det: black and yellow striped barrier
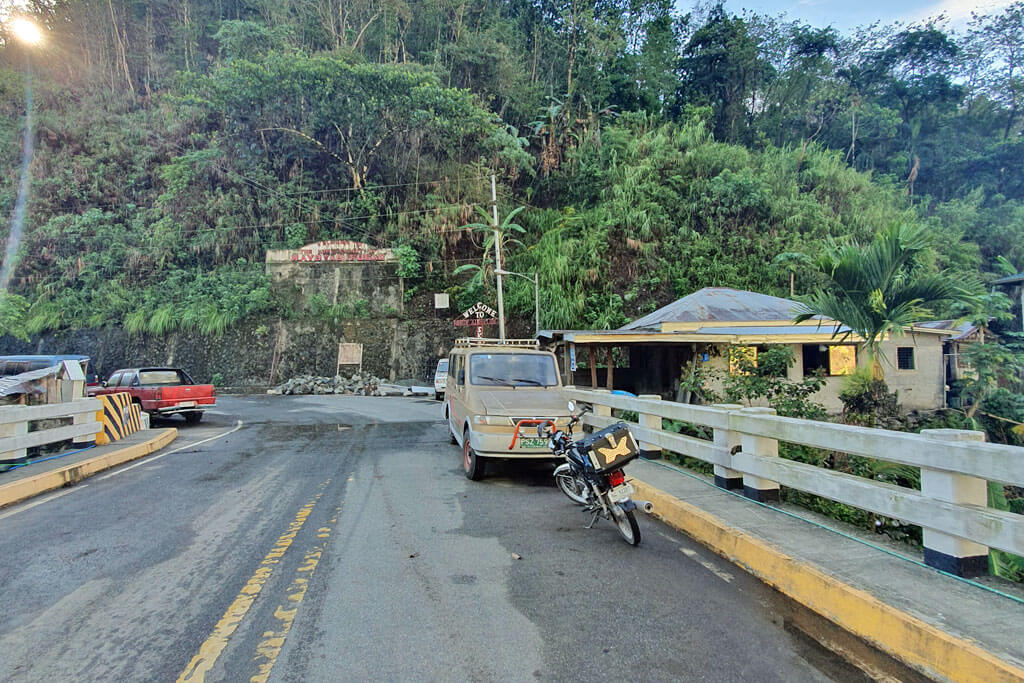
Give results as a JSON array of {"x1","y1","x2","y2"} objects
[{"x1": 95, "y1": 392, "x2": 143, "y2": 446}]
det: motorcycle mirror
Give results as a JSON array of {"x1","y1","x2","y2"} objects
[{"x1": 567, "y1": 400, "x2": 576, "y2": 412}]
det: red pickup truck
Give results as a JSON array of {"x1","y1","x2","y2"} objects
[{"x1": 88, "y1": 367, "x2": 216, "y2": 424}]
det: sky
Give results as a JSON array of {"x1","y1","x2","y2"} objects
[{"x1": 718, "y1": 0, "x2": 1015, "y2": 31}]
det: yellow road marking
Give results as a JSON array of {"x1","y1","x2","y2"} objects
[
  {"x1": 250, "y1": 507, "x2": 340, "y2": 683},
  {"x1": 177, "y1": 483, "x2": 330, "y2": 683}
]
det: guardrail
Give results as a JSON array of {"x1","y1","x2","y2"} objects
[
  {"x1": 565, "y1": 387, "x2": 1024, "y2": 578},
  {"x1": 0, "y1": 399, "x2": 102, "y2": 467}
]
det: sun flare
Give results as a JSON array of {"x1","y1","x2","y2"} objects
[{"x1": 9, "y1": 17, "x2": 43, "y2": 46}]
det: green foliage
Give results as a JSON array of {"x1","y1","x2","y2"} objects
[
  {"x1": 0, "y1": 292, "x2": 28, "y2": 341},
  {"x1": 306, "y1": 294, "x2": 371, "y2": 325},
  {"x1": 393, "y1": 245, "x2": 420, "y2": 279},
  {"x1": 681, "y1": 345, "x2": 828, "y2": 419},
  {"x1": 795, "y1": 223, "x2": 971, "y2": 370}
]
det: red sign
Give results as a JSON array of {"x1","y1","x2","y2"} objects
[
  {"x1": 454, "y1": 318, "x2": 498, "y2": 327},
  {"x1": 289, "y1": 240, "x2": 394, "y2": 263}
]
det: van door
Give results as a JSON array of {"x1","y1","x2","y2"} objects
[{"x1": 448, "y1": 353, "x2": 467, "y2": 438}]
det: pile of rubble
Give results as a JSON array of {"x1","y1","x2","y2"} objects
[{"x1": 270, "y1": 372, "x2": 386, "y2": 396}]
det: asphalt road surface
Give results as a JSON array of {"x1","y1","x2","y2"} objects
[{"x1": 0, "y1": 395, "x2": 866, "y2": 682}]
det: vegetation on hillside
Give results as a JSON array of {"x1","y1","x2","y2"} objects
[{"x1": 0, "y1": 1, "x2": 1020, "y2": 334}]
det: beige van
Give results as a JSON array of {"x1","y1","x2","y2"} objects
[{"x1": 445, "y1": 338, "x2": 573, "y2": 480}]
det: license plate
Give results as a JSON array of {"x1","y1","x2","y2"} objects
[
  {"x1": 178, "y1": 401, "x2": 196, "y2": 408},
  {"x1": 608, "y1": 482, "x2": 634, "y2": 503},
  {"x1": 518, "y1": 437, "x2": 548, "y2": 449}
]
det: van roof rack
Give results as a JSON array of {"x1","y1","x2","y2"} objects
[{"x1": 454, "y1": 337, "x2": 540, "y2": 348}]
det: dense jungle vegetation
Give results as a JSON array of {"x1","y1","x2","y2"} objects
[{"x1": 0, "y1": 0, "x2": 1022, "y2": 335}]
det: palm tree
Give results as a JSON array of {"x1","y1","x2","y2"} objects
[
  {"x1": 772, "y1": 251, "x2": 812, "y2": 297},
  {"x1": 794, "y1": 223, "x2": 966, "y2": 378}
]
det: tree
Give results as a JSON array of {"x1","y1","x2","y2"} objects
[
  {"x1": 772, "y1": 251, "x2": 812, "y2": 297},
  {"x1": 453, "y1": 205, "x2": 526, "y2": 308},
  {"x1": 794, "y1": 223, "x2": 966, "y2": 377},
  {"x1": 676, "y1": 4, "x2": 767, "y2": 143}
]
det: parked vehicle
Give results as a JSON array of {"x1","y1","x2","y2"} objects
[
  {"x1": 540, "y1": 401, "x2": 652, "y2": 546},
  {"x1": 433, "y1": 358, "x2": 448, "y2": 401},
  {"x1": 88, "y1": 367, "x2": 215, "y2": 424},
  {"x1": 0, "y1": 355, "x2": 97, "y2": 385},
  {"x1": 446, "y1": 338, "x2": 574, "y2": 480}
]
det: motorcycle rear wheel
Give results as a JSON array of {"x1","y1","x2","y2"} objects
[
  {"x1": 555, "y1": 470, "x2": 588, "y2": 505},
  {"x1": 612, "y1": 505, "x2": 641, "y2": 546}
]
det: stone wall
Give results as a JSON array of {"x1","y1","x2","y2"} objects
[
  {"x1": 0, "y1": 316, "x2": 460, "y2": 389},
  {"x1": 266, "y1": 259, "x2": 403, "y2": 315}
]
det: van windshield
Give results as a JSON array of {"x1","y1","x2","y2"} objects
[
  {"x1": 437, "y1": 359, "x2": 449, "y2": 372},
  {"x1": 469, "y1": 354, "x2": 558, "y2": 387}
]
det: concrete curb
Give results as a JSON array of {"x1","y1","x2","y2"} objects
[
  {"x1": 633, "y1": 478, "x2": 1024, "y2": 683},
  {"x1": 0, "y1": 428, "x2": 178, "y2": 510}
]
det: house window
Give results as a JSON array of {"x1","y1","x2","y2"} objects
[
  {"x1": 897, "y1": 347, "x2": 915, "y2": 370},
  {"x1": 802, "y1": 345, "x2": 856, "y2": 377},
  {"x1": 728, "y1": 346, "x2": 757, "y2": 375}
]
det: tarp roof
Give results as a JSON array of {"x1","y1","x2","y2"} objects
[{"x1": 620, "y1": 287, "x2": 811, "y2": 331}]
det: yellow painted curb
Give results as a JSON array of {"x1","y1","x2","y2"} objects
[
  {"x1": 0, "y1": 428, "x2": 178, "y2": 510},
  {"x1": 633, "y1": 478, "x2": 1024, "y2": 683}
]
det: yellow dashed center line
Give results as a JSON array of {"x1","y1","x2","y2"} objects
[
  {"x1": 250, "y1": 507, "x2": 341, "y2": 683},
  {"x1": 177, "y1": 483, "x2": 331, "y2": 683}
]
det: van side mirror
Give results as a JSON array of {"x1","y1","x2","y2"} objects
[{"x1": 101, "y1": 381, "x2": 107, "y2": 388}]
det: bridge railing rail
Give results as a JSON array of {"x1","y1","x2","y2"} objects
[
  {"x1": 564, "y1": 387, "x2": 1024, "y2": 577},
  {"x1": 0, "y1": 400, "x2": 102, "y2": 467}
]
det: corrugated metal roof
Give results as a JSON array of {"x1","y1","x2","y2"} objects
[
  {"x1": 0, "y1": 364, "x2": 62, "y2": 397},
  {"x1": 916, "y1": 320, "x2": 978, "y2": 340},
  {"x1": 694, "y1": 324, "x2": 849, "y2": 336},
  {"x1": 620, "y1": 287, "x2": 811, "y2": 330},
  {"x1": 992, "y1": 272, "x2": 1024, "y2": 285}
]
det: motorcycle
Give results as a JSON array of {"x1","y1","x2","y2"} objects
[{"x1": 539, "y1": 401, "x2": 653, "y2": 546}]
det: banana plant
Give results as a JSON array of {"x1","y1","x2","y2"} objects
[{"x1": 453, "y1": 205, "x2": 527, "y2": 290}]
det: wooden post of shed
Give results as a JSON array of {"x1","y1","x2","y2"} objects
[
  {"x1": 589, "y1": 346, "x2": 597, "y2": 389},
  {"x1": 606, "y1": 346, "x2": 614, "y2": 390}
]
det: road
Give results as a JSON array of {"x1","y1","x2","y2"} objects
[{"x1": 0, "y1": 395, "x2": 865, "y2": 682}]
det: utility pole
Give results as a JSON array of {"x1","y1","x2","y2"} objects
[{"x1": 491, "y1": 174, "x2": 506, "y2": 341}]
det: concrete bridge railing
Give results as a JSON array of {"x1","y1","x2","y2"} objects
[
  {"x1": 564, "y1": 387, "x2": 1024, "y2": 578},
  {"x1": 0, "y1": 399, "x2": 102, "y2": 466}
]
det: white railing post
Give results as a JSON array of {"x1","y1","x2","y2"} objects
[
  {"x1": 919, "y1": 428, "x2": 989, "y2": 577},
  {"x1": 637, "y1": 394, "x2": 662, "y2": 460},
  {"x1": 72, "y1": 410, "x2": 98, "y2": 445},
  {"x1": 739, "y1": 407, "x2": 780, "y2": 503},
  {"x1": 592, "y1": 389, "x2": 612, "y2": 418},
  {"x1": 0, "y1": 420, "x2": 28, "y2": 462},
  {"x1": 712, "y1": 403, "x2": 743, "y2": 490}
]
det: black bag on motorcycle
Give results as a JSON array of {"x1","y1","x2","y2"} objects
[{"x1": 577, "y1": 422, "x2": 640, "y2": 473}]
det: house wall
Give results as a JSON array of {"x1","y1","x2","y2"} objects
[
  {"x1": 699, "y1": 337, "x2": 946, "y2": 414},
  {"x1": 872, "y1": 335, "x2": 946, "y2": 412}
]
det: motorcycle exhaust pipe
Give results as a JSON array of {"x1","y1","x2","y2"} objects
[{"x1": 633, "y1": 500, "x2": 654, "y2": 514}]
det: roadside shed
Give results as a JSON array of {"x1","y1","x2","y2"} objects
[{"x1": 540, "y1": 287, "x2": 958, "y2": 413}]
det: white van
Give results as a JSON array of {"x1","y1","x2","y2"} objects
[{"x1": 433, "y1": 358, "x2": 449, "y2": 401}]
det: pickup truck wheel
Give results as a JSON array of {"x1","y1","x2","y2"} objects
[
  {"x1": 183, "y1": 411, "x2": 203, "y2": 425},
  {"x1": 463, "y1": 432, "x2": 486, "y2": 481}
]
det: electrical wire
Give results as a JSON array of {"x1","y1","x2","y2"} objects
[
  {"x1": 4, "y1": 444, "x2": 96, "y2": 471},
  {"x1": 643, "y1": 456, "x2": 1024, "y2": 606}
]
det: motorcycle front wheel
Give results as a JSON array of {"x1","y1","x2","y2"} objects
[
  {"x1": 554, "y1": 468, "x2": 588, "y2": 505},
  {"x1": 611, "y1": 504, "x2": 641, "y2": 546}
]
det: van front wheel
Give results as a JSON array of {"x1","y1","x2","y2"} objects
[{"x1": 463, "y1": 433, "x2": 486, "y2": 481}]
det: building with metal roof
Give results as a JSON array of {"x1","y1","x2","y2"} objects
[{"x1": 539, "y1": 287, "x2": 962, "y2": 413}]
